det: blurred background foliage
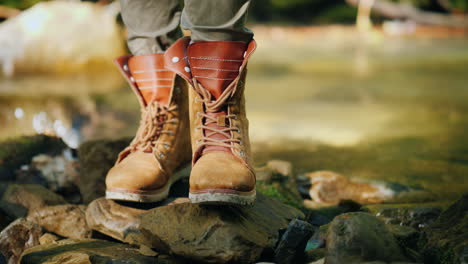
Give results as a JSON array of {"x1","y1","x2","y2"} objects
[{"x1": 1, "y1": 0, "x2": 467, "y2": 24}]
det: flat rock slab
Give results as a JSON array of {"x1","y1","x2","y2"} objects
[
  {"x1": 28, "y1": 204, "x2": 91, "y2": 239},
  {"x1": 86, "y1": 198, "x2": 151, "y2": 246},
  {"x1": 140, "y1": 193, "x2": 304, "y2": 263},
  {"x1": 19, "y1": 239, "x2": 168, "y2": 264}
]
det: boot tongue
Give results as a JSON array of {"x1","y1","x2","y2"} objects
[
  {"x1": 188, "y1": 41, "x2": 247, "y2": 99},
  {"x1": 128, "y1": 54, "x2": 174, "y2": 105},
  {"x1": 187, "y1": 41, "x2": 247, "y2": 155}
]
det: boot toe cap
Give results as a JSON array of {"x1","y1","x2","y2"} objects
[
  {"x1": 190, "y1": 151, "x2": 255, "y2": 192},
  {"x1": 106, "y1": 152, "x2": 167, "y2": 191}
]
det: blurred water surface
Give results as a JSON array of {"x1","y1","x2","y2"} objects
[{"x1": 1, "y1": 29, "x2": 468, "y2": 200}]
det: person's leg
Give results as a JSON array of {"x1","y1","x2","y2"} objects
[
  {"x1": 106, "y1": 0, "x2": 191, "y2": 203},
  {"x1": 181, "y1": 0, "x2": 253, "y2": 43},
  {"x1": 120, "y1": 0, "x2": 183, "y2": 55},
  {"x1": 165, "y1": 0, "x2": 256, "y2": 205}
]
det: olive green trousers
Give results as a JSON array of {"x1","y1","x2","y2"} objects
[{"x1": 120, "y1": 0, "x2": 253, "y2": 55}]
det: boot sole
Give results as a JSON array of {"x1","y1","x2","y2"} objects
[
  {"x1": 105, "y1": 165, "x2": 190, "y2": 203},
  {"x1": 189, "y1": 189, "x2": 256, "y2": 206}
]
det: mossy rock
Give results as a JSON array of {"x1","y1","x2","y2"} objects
[
  {"x1": 256, "y1": 180, "x2": 304, "y2": 210},
  {"x1": 0, "y1": 135, "x2": 66, "y2": 180},
  {"x1": 419, "y1": 193, "x2": 468, "y2": 264}
]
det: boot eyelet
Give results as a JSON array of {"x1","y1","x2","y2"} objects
[
  {"x1": 239, "y1": 151, "x2": 245, "y2": 157},
  {"x1": 236, "y1": 128, "x2": 241, "y2": 133},
  {"x1": 160, "y1": 153, "x2": 165, "y2": 158},
  {"x1": 130, "y1": 77, "x2": 135, "y2": 82},
  {"x1": 174, "y1": 86, "x2": 180, "y2": 93},
  {"x1": 123, "y1": 64, "x2": 129, "y2": 71},
  {"x1": 239, "y1": 140, "x2": 243, "y2": 146}
]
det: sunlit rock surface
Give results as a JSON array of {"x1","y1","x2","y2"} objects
[
  {"x1": 0, "y1": 1, "x2": 124, "y2": 75},
  {"x1": 302, "y1": 171, "x2": 433, "y2": 208},
  {"x1": 0, "y1": 218, "x2": 42, "y2": 264}
]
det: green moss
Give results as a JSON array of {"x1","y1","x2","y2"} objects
[{"x1": 256, "y1": 180, "x2": 304, "y2": 210}]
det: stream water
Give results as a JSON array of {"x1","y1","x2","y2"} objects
[{"x1": 1, "y1": 31, "x2": 467, "y2": 201}]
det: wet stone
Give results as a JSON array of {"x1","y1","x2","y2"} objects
[
  {"x1": 140, "y1": 193, "x2": 304, "y2": 263},
  {"x1": 326, "y1": 212, "x2": 409, "y2": 264},
  {"x1": 85, "y1": 198, "x2": 151, "y2": 247},
  {"x1": 363, "y1": 203, "x2": 443, "y2": 229},
  {"x1": 274, "y1": 219, "x2": 316, "y2": 264},
  {"x1": 27, "y1": 204, "x2": 91, "y2": 239},
  {"x1": 0, "y1": 218, "x2": 42, "y2": 264},
  {"x1": 19, "y1": 239, "x2": 171, "y2": 264}
]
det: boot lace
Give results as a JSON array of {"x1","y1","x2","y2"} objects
[
  {"x1": 193, "y1": 80, "x2": 241, "y2": 150},
  {"x1": 124, "y1": 101, "x2": 177, "y2": 155}
]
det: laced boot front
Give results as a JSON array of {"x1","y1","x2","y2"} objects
[
  {"x1": 165, "y1": 38, "x2": 257, "y2": 205},
  {"x1": 105, "y1": 53, "x2": 191, "y2": 202}
]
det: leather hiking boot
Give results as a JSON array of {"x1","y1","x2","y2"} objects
[
  {"x1": 105, "y1": 53, "x2": 191, "y2": 202},
  {"x1": 165, "y1": 37, "x2": 257, "y2": 205}
]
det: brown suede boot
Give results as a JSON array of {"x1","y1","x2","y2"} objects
[
  {"x1": 105, "y1": 53, "x2": 191, "y2": 202},
  {"x1": 165, "y1": 37, "x2": 257, "y2": 205}
]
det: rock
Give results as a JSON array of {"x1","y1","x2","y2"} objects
[
  {"x1": 274, "y1": 219, "x2": 316, "y2": 264},
  {"x1": 141, "y1": 193, "x2": 304, "y2": 263},
  {"x1": 419, "y1": 194, "x2": 468, "y2": 264},
  {"x1": 85, "y1": 198, "x2": 151, "y2": 246},
  {"x1": 305, "y1": 248, "x2": 326, "y2": 263},
  {"x1": 27, "y1": 204, "x2": 91, "y2": 239},
  {"x1": 267, "y1": 160, "x2": 293, "y2": 177},
  {"x1": 256, "y1": 160, "x2": 293, "y2": 182},
  {"x1": 304, "y1": 171, "x2": 431, "y2": 207},
  {"x1": 255, "y1": 161, "x2": 302, "y2": 209},
  {"x1": 19, "y1": 239, "x2": 171, "y2": 264},
  {"x1": 39, "y1": 233, "x2": 60, "y2": 245},
  {"x1": 30, "y1": 152, "x2": 80, "y2": 193},
  {"x1": 306, "y1": 199, "x2": 362, "y2": 229},
  {"x1": 363, "y1": 203, "x2": 444, "y2": 229},
  {"x1": 0, "y1": 201, "x2": 27, "y2": 230},
  {"x1": 77, "y1": 138, "x2": 131, "y2": 204},
  {"x1": 0, "y1": 135, "x2": 66, "y2": 180},
  {"x1": 1, "y1": 184, "x2": 67, "y2": 211},
  {"x1": 326, "y1": 212, "x2": 408, "y2": 263},
  {"x1": 0, "y1": 218, "x2": 42, "y2": 264},
  {"x1": 387, "y1": 225, "x2": 422, "y2": 262}
]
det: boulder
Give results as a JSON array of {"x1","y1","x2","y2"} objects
[
  {"x1": 274, "y1": 219, "x2": 316, "y2": 264},
  {"x1": 419, "y1": 194, "x2": 468, "y2": 264},
  {"x1": 85, "y1": 198, "x2": 151, "y2": 246},
  {"x1": 326, "y1": 212, "x2": 408, "y2": 263},
  {"x1": 27, "y1": 204, "x2": 91, "y2": 239},
  {"x1": 19, "y1": 239, "x2": 174, "y2": 264},
  {"x1": 141, "y1": 193, "x2": 304, "y2": 263},
  {"x1": 1, "y1": 184, "x2": 67, "y2": 211},
  {"x1": 363, "y1": 203, "x2": 444, "y2": 229},
  {"x1": 77, "y1": 138, "x2": 131, "y2": 204},
  {"x1": 0, "y1": 218, "x2": 42, "y2": 263}
]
